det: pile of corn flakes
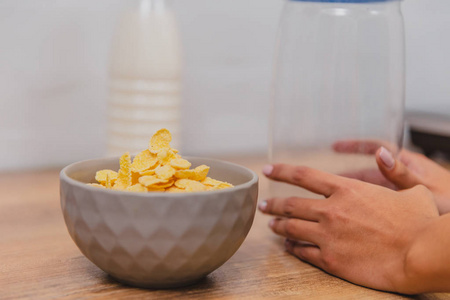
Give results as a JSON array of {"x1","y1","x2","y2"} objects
[{"x1": 88, "y1": 129, "x2": 233, "y2": 193}]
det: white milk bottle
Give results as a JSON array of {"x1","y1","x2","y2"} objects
[{"x1": 107, "y1": 0, "x2": 182, "y2": 156}]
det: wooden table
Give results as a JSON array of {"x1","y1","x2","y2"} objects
[{"x1": 1, "y1": 156, "x2": 450, "y2": 299}]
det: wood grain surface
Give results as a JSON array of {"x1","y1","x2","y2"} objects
[{"x1": 1, "y1": 156, "x2": 449, "y2": 299}]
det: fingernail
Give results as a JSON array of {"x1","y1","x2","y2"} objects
[
  {"x1": 258, "y1": 200, "x2": 268, "y2": 212},
  {"x1": 379, "y1": 147, "x2": 395, "y2": 170},
  {"x1": 269, "y1": 219, "x2": 275, "y2": 228},
  {"x1": 262, "y1": 165, "x2": 274, "y2": 176}
]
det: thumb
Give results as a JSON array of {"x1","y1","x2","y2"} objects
[{"x1": 375, "y1": 147, "x2": 422, "y2": 190}]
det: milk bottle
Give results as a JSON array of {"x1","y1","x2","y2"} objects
[{"x1": 107, "y1": 0, "x2": 182, "y2": 155}]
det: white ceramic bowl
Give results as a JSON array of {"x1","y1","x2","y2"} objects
[{"x1": 60, "y1": 157, "x2": 258, "y2": 289}]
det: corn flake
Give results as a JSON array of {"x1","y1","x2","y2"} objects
[
  {"x1": 157, "y1": 148, "x2": 178, "y2": 165},
  {"x1": 175, "y1": 165, "x2": 209, "y2": 181},
  {"x1": 131, "y1": 172, "x2": 141, "y2": 185},
  {"x1": 202, "y1": 177, "x2": 233, "y2": 190},
  {"x1": 174, "y1": 169, "x2": 196, "y2": 180},
  {"x1": 155, "y1": 165, "x2": 176, "y2": 180},
  {"x1": 170, "y1": 158, "x2": 191, "y2": 170},
  {"x1": 166, "y1": 186, "x2": 185, "y2": 193},
  {"x1": 150, "y1": 179, "x2": 175, "y2": 189},
  {"x1": 212, "y1": 182, "x2": 234, "y2": 190},
  {"x1": 138, "y1": 175, "x2": 168, "y2": 187},
  {"x1": 139, "y1": 169, "x2": 156, "y2": 176},
  {"x1": 88, "y1": 183, "x2": 106, "y2": 188},
  {"x1": 113, "y1": 152, "x2": 132, "y2": 190},
  {"x1": 126, "y1": 184, "x2": 148, "y2": 193},
  {"x1": 131, "y1": 149, "x2": 158, "y2": 173},
  {"x1": 95, "y1": 170, "x2": 118, "y2": 185},
  {"x1": 175, "y1": 179, "x2": 207, "y2": 192},
  {"x1": 106, "y1": 173, "x2": 113, "y2": 189},
  {"x1": 149, "y1": 128, "x2": 172, "y2": 154},
  {"x1": 147, "y1": 188, "x2": 165, "y2": 192},
  {"x1": 192, "y1": 165, "x2": 210, "y2": 181}
]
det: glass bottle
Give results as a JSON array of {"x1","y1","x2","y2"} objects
[{"x1": 270, "y1": 0, "x2": 405, "y2": 197}]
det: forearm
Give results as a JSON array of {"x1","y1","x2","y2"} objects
[{"x1": 402, "y1": 213, "x2": 450, "y2": 294}]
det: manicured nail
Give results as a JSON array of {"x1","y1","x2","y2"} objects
[
  {"x1": 262, "y1": 165, "x2": 274, "y2": 176},
  {"x1": 379, "y1": 147, "x2": 395, "y2": 170},
  {"x1": 269, "y1": 219, "x2": 275, "y2": 228},
  {"x1": 258, "y1": 200, "x2": 268, "y2": 212}
]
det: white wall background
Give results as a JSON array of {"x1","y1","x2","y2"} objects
[{"x1": 0, "y1": 0, "x2": 449, "y2": 171}]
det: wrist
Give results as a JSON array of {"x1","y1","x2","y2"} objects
[{"x1": 399, "y1": 215, "x2": 450, "y2": 294}]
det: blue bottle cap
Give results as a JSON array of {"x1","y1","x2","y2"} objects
[{"x1": 290, "y1": 0, "x2": 398, "y2": 2}]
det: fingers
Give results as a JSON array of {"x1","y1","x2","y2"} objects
[
  {"x1": 285, "y1": 239, "x2": 323, "y2": 269},
  {"x1": 263, "y1": 164, "x2": 345, "y2": 197},
  {"x1": 376, "y1": 147, "x2": 422, "y2": 190},
  {"x1": 333, "y1": 140, "x2": 394, "y2": 155},
  {"x1": 259, "y1": 197, "x2": 325, "y2": 222},
  {"x1": 333, "y1": 141, "x2": 425, "y2": 191},
  {"x1": 270, "y1": 217, "x2": 322, "y2": 245}
]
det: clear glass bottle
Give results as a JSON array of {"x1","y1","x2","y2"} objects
[
  {"x1": 270, "y1": 0, "x2": 405, "y2": 197},
  {"x1": 107, "y1": 0, "x2": 182, "y2": 156}
]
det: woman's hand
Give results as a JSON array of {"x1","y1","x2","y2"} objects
[
  {"x1": 333, "y1": 141, "x2": 450, "y2": 214},
  {"x1": 260, "y1": 164, "x2": 440, "y2": 294}
]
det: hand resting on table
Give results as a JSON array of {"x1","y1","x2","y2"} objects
[{"x1": 260, "y1": 145, "x2": 450, "y2": 294}]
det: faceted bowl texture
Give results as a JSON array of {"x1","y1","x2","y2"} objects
[{"x1": 60, "y1": 157, "x2": 258, "y2": 289}]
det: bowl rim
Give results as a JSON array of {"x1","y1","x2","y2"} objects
[{"x1": 60, "y1": 156, "x2": 259, "y2": 198}]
